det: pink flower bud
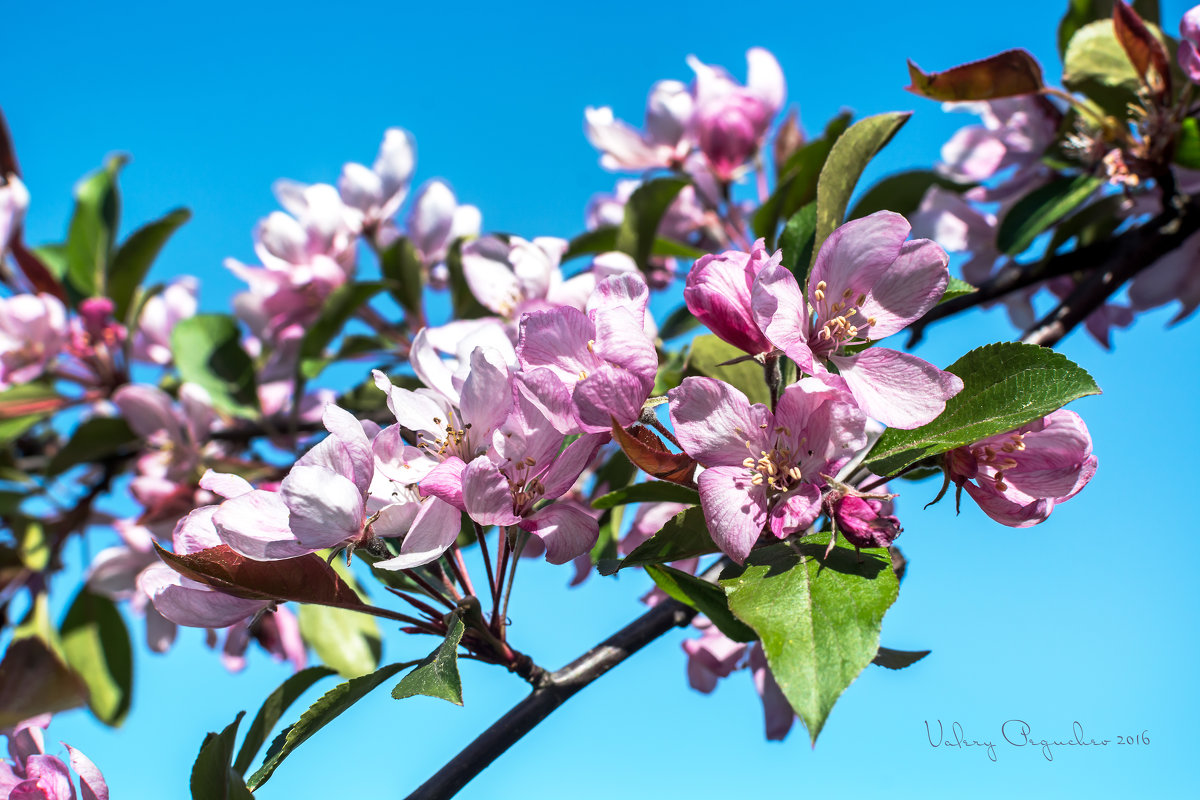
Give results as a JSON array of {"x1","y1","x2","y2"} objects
[
  {"x1": 832, "y1": 495, "x2": 902, "y2": 549},
  {"x1": 693, "y1": 89, "x2": 770, "y2": 180},
  {"x1": 684, "y1": 239, "x2": 778, "y2": 355}
]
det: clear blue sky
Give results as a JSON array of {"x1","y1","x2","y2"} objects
[{"x1": 4, "y1": 1, "x2": 1197, "y2": 797}]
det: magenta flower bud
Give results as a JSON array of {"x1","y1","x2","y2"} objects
[
  {"x1": 693, "y1": 89, "x2": 770, "y2": 181},
  {"x1": 832, "y1": 494, "x2": 902, "y2": 549},
  {"x1": 684, "y1": 239, "x2": 778, "y2": 355},
  {"x1": 1181, "y1": 6, "x2": 1200, "y2": 83}
]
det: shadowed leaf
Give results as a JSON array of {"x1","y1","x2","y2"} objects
[{"x1": 906, "y1": 50, "x2": 1044, "y2": 101}]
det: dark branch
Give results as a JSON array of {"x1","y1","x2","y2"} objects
[
  {"x1": 1022, "y1": 195, "x2": 1200, "y2": 347},
  {"x1": 404, "y1": 598, "x2": 697, "y2": 800},
  {"x1": 907, "y1": 196, "x2": 1200, "y2": 345}
]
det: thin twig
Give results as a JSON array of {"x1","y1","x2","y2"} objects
[
  {"x1": 474, "y1": 521, "x2": 497, "y2": 598},
  {"x1": 446, "y1": 546, "x2": 476, "y2": 598},
  {"x1": 497, "y1": 531, "x2": 528, "y2": 641},
  {"x1": 402, "y1": 569, "x2": 457, "y2": 609}
]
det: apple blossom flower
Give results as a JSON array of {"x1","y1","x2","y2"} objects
[
  {"x1": 406, "y1": 179, "x2": 481, "y2": 266},
  {"x1": 945, "y1": 409, "x2": 1097, "y2": 527},
  {"x1": 830, "y1": 493, "x2": 902, "y2": 549},
  {"x1": 0, "y1": 293, "x2": 68, "y2": 390},
  {"x1": 132, "y1": 276, "x2": 197, "y2": 365},
  {"x1": 752, "y1": 211, "x2": 964, "y2": 429},
  {"x1": 211, "y1": 405, "x2": 420, "y2": 560},
  {"x1": 668, "y1": 375, "x2": 867, "y2": 563},
  {"x1": 1, "y1": 173, "x2": 29, "y2": 259},
  {"x1": 0, "y1": 716, "x2": 108, "y2": 800},
  {"x1": 516, "y1": 273, "x2": 659, "y2": 433},
  {"x1": 459, "y1": 235, "x2": 593, "y2": 322},
  {"x1": 1180, "y1": 6, "x2": 1200, "y2": 83},
  {"x1": 687, "y1": 48, "x2": 786, "y2": 181},
  {"x1": 684, "y1": 238, "x2": 779, "y2": 355},
  {"x1": 113, "y1": 382, "x2": 216, "y2": 484},
  {"x1": 938, "y1": 97, "x2": 1058, "y2": 202},
  {"x1": 585, "y1": 80, "x2": 694, "y2": 171},
  {"x1": 338, "y1": 127, "x2": 417, "y2": 227},
  {"x1": 219, "y1": 604, "x2": 306, "y2": 674}
]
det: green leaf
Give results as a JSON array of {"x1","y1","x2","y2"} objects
[
  {"x1": 298, "y1": 281, "x2": 384, "y2": 380},
  {"x1": 646, "y1": 564, "x2": 756, "y2": 642},
  {"x1": 848, "y1": 170, "x2": 974, "y2": 221},
  {"x1": 0, "y1": 596, "x2": 88, "y2": 727},
  {"x1": 108, "y1": 207, "x2": 191, "y2": 320},
  {"x1": 721, "y1": 535, "x2": 899, "y2": 743},
  {"x1": 1058, "y1": 0, "x2": 1160, "y2": 59},
  {"x1": 563, "y1": 227, "x2": 705, "y2": 263},
  {"x1": 865, "y1": 342, "x2": 1101, "y2": 477},
  {"x1": 48, "y1": 416, "x2": 137, "y2": 476},
  {"x1": 811, "y1": 112, "x2": 911, "y2": 269},
  {"x1": 592, "y1": 481, "x2": 700, "y2": 510},
  {"x1": 616, "y1": 177, "x2": 690, "y2": 270},
  {"x1": 1176, "y1": 118, "x2": 1200, "y2": 170},
  {"x1": 941, "y1": 277, "x2": 977, "y2": 305},
  {"x1": 65, "y1": 156, "x2": 127, "y2": 302},
  {"x1": 996, "y1": 173, "x2": 1104, "y2": 256},
  {"x1": 17, "y1": 519, "x2": 50, "y2": 571},
  {"x1": 30, "y1": 243, "x2": 70, "y2": 282},
  {"x1": 752, "y1": 112, "x2": 853, "y2": 248},
  {"x1": 391, "y1": 614, "x2": 465, "y2": 705},
  {"x1": 171, "y1": 315, "x2": 259, "y2": 419},
  {"x1": 191, "y1": 712, "x2": 254, "y2": 800},
  {"x1": 778, "y1": 202, "x2": 817, "y2": 281},
  {"x1": 379, "y1": 237, "x2": 425, "y2": 319},
  {"x1": 59, "y1": 589, "x2": 133, "y2": 727},
  {"x1": 298, "y1": 563, "x2": 381, "y2": 678},
  {"x1": 1062, "y1": 18, "x2": 1169, "y2": 116},
  {"x1": 686, "y1": 334, "x2": 771, "y2": 407},
  {"x1": 600, "y1": 506, "x2": 718, "y2": 574},
  {"x1": 247, "y1": 661, "x2": 410, "y2": 790},
  {"x1": 233, "y1": 666, "x2": 335, "y2": 776}
]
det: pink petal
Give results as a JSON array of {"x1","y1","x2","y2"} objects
[
  {"x1": 668, "y1": 377, "x2": 771, "y2": 467},
  {"x1": 962, "y1": 481, "x2": 1052, "y2": 527},
  {"x1": 745, "y1": 47, "x2": 786, "y2": 115},
  {"x1": 697, "y1": 465, "x2": 768, "y2": 563},
  {"x1": 538, "y1": 433, "x2": 608, "y2": 499},
  {"x1": 857, "y1": 238, "x2": 949, "y2": 338},
  {"x1": 172, "y1": 506, "x2": 223, "y2": 554},
  {"x1": 516, "y1": 307, "x2": 598, "y2": 389},
  {"x1": 832, "y1": 348, "x2": 962, "y2": 429},
  {"x1": 420, "y1": 457, "x2": 467, "y2": 512},
  {"x1": 520, "y1": 504, "x2": 600, "y2": 564},
  {"x1": 212, "y1": 490, "x2": 308, "y2": 560},
  {"x1": 139, "y1": 564, "x2": 268, "y2": 628},
  {"x1": 767, "y1": 483, "x2": 822, "y2": 538},
  {"x1": 280, "y1": 466, "x2": 364, "y2": 550},
  {"x1": 198, "y1": 470, "x2": 253, "y2": 500},
  {"x1": 750, "y1": 644, "x2": 796, "y2": 741},
  {"x1": 373, "y1": 498, "x2": 462, "y2": 570},
  {"x1": 407, "y1": 180, "x2": 457, "y2": 260},
  {"x1": 574, "y1": 362, "x2": 651, "y2": 432},
  {"x1": 461, "y1": 457, "x2": 521, "y2": 526},
  {"x1": 809, "y1": 211, "x2": 911, "y2": 314},
  {"x1": 458, "y1": 346, "x2": 512, "y2": 438},
  {"x1": 461, "y1": 236, "x2": 520, "y2": 314},
  {"x1": 65, "y1": 745, "x2": 108, "y2": 800},
  {"x1": 752, "y1": 263, "x2": 814, "y2": 371}
]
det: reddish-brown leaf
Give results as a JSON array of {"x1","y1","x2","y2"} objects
[
  {"x1": 9, "y1": 241, "x2": 68, "y2": 303},
  {"x1": 154, "y1": 543, "x2": 368, "y2": 609},
  {"x1": 0, "y1": 107, "x2": 18, "y2": 178},
  {"x1": 906, "y1": 50, "x2": 1044, "y2": 101},
  {"x1": 0, "y1": 637, "x2": 87, "y2": 727},
  {"x1": 1113, "y1": 0, "x2": 1172, "y2": 100},
  {"x1": 611, "y1": 422, "x2": 696, "y2": 486}
]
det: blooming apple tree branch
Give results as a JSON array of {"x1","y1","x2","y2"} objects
[{"x1": 1, "y1": 3, "x2": 1196, "y2": 798}]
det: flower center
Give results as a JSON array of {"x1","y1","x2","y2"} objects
[
  {"x1": 417, "y1": 414, "x2": 474, "y2": 460},
  {"x1": 736, "y1": 424, "x2": 807, "y2": 495},
  {"x1": 506, "y1": 457, "x2": 545, "y2": 515},
  {"x1": 972, "y1": 432, "x2": 1026, "y2": 493},
  {"x1": 811, "y1": 282, "x2": 877, "y2": 350}
]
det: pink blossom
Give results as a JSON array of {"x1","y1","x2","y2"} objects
[
  {"x1": 946, "y1": 409, "x2": 1097, "y2": 527},
  {"x1": 516, "y1": 273, "x2": 659, "y2": 433},
  {"x1": 1, "y1": 719, "x2": 108, "y2": 800},
  {"x1": 338, "y1": 127, "x2": 417, "y2": 227},
  {"x1": 939, "y1": 98, "x2": 1058, "y2": 202},
  {"x1": 668, "y1": 375, "x2": 867, "y2": 563},
  {"x1": 751, "y1": 211, "x2": 963, "y2": 429},
  {"x1": 748, "y1": 643, "x2": 796, "y2": 740},
  {"x1": 219, "y1": 605, "x2": 307, "y2": 674},
  {"x1": 683, "y1": 619, "x2": 748, "y2": 692},
  {"x1": 419, "y1": 381, "x2": 609, "y2": 564},
  {"x1": 0, "y1": 293, "x2": 68, "y2": 390},
  {"x1": 585, "y1": 80, "x2": 694, "y2": 171},
  {"x1": 1, "y1": 174, "x2": 29, "y2": 259},
  {"x1": 132, "y1": 276, "x2": 197, "y2": 365},
  {"x1": 1180, "y1": 7, "x2": 1200, "y2": 83},
  {"x1": 406, "y1": 179, "x2": 481, "y2": 266},
  {"x1": 112, "y1": 382, "x2": 216, "y2": 484},
  {"x1": 459, "y1": 235, "x2": 593, "y2": 321},
  {"x1": 830, "y1": 494, "x2": 902, "y2": 549},
  {"x1": 684, "y1": 238, "x2": 779, "y2": 355},
  {"x1": 687, "y1": 48, "x2": 786, "y2": 181}
]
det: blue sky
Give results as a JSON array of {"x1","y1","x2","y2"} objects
[{"x1": 4, "y1": 1, "x2": 1198, "y2": 797}]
